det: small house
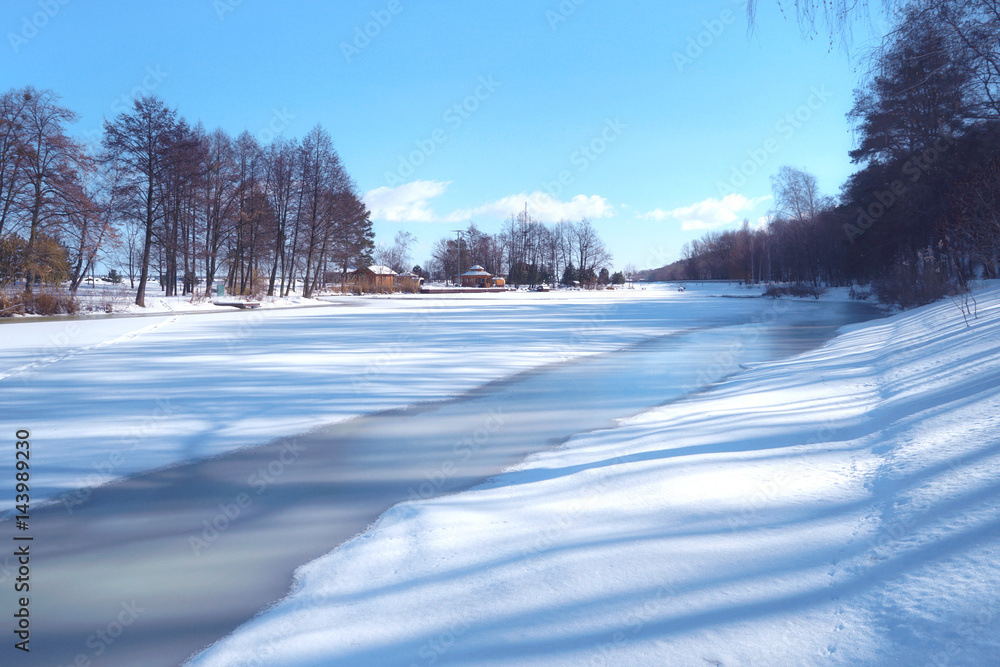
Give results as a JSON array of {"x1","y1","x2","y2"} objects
[
  {"x1": 352, "y1": 265, "x2": 398, "y2": 291},
  {"x1": 460, "y1": 265, "x2": 492, "y2": 288}
]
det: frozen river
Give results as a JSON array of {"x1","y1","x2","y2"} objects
[{"x1": 3, "y1": 293, "x2": 879, "y2": 666}]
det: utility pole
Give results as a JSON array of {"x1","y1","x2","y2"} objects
[{"x1": 452, "y1": 229, "x2": 463, "y2": 286}]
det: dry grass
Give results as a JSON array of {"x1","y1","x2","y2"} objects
[{"x1": 1, "y1": 287, "x2": 80, "y2": 316}]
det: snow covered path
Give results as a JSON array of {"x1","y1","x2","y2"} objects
[{"x1": 189, "y1": 288, "x2": 1000, "y2": 667}]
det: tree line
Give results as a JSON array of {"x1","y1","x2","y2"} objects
[
  {"x1": 655, "y1": 0, "x2": 1000, "y2": 306},
  {"x1": 422, "y1": 213, "x2": 615, "y2": 288},
  {"x1": 0, "y1": 88, "x2": 374, "y2": 307}
]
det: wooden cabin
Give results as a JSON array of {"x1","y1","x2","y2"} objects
[{"x1": 352, "y1": 265, "x2": 398, "y2": 291}]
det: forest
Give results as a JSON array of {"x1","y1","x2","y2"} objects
[
  {"x1": 651, "y1": 0, "x2": 1000, "y2": 307},
  {"x1": 0, "y1": 91, "x2": 374, "y2": 311}
]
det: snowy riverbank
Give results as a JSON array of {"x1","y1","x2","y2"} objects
[{"x1": 190, "y1": 286, "x2": 1000, "y2": 666}]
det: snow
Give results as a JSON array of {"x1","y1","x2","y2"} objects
[
  {"x1": 2, "y1": 283, "x2": 781, "y2": 512},
  {"x1": 187, "y1": 285, "x2": 1000, "y2": 666}
]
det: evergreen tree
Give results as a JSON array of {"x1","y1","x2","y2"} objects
[{"x1": 561, "y1": 262, "x2": 577, "y2": 286}]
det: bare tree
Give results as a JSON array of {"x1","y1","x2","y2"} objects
[
  {"x1": 296, "y1": 125, "x2": 350, "y2": 297},
  {"x1": 263, "y1": 136, "x2": 298, "y2": 296},
  {"x1": 65, "y1": 165, "x2": 120, "y2": 294},
  {"x1": 572, "y1": 218, "x2": 613, "y2": 284},
  {"x1": 746, "y1": 0, "x2": 892, "y2": 48},
  {"x1": 199, "y1": 127, "x2": 239, "y2": 297},
  {"x1": 103, "y1": 95, "x2": 178, "y2": 306},
  {"x1": 0, "y1": 88, "x2": 32, "y2": 241},
  {"x1": 373, "y1": 230, "x2": 416, "y2": 273},
  {"x1": 770, "y1": 166, "x2": 824, "y2": 222},
  {"x1": 16, "y1": 88, "x2": 91, "y2": 290}
]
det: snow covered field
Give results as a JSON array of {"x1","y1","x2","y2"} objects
[{"x1": 188, "y1": 286, "x2": 1000, "y2": 666}]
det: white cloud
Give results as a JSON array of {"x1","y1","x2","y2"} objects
[
  {"x1": 639, "y1": 194, "x2": 771, "y2": 231},
  {"x1": 445, "y1": 192, "x2": 613, "y2": 223},
  {"x1": 363, "y1": 180, "x2": 450, "y2": 222},
  {"x1": 365, "y1": 183, "x2": 615, "y2": 224}
]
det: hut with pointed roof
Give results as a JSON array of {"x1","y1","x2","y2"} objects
[{"x1": 459, "y1": 265, "x2": 493, "y2": 288}]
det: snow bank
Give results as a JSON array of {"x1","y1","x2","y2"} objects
[{"x1": 189, "y1": 287, "x2": 1000, "y2": 666}]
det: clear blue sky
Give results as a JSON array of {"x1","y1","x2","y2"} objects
[{"x1": 1, "y1": 0, "x2": 884, "y2": 270}]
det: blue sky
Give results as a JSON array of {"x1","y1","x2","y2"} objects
[{"x1": 1, "y1": 0, "x2": 885, "y2": 270}]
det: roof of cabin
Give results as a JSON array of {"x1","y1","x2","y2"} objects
[{"x1": 366, "y1": 265, "x2": 398, "y2": 276}]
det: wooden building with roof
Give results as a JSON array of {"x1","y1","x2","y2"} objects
[
  {"x1": 352, "y1": 265, "x2": 398, "y2": 291},
  {"x1": 459, "y1": 265, "x2": 493, "y2": 288}
]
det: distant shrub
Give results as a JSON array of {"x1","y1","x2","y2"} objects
[
  {"x1": 762, "y1": 283, "x2": 822, "y2": 299},
  {"x1": 399, "y1": 281, "x2": 421, "y2": 294},
  {"x1": 20, "y1": 289, "x2": 78, "y2": 315},
  {"x1": 0, "y1": 291, "x2": 23, "y2": 317},
  {"x1": 92, "y1": 286, "x2": 132, "y2": 313},
  {"x1": 848, "y1": 285, "x2": 872, "y2": 301},
  {"x1": 873, "y1": 248, "x2": 957, "y2": 309}
]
